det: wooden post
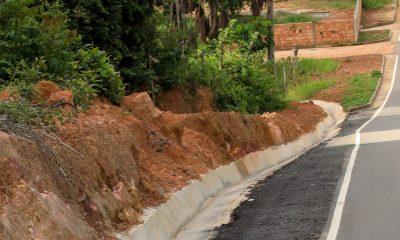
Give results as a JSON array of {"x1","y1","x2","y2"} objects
[{"x1": 283, "y1": 65, "x2": 287, "y2": 97}]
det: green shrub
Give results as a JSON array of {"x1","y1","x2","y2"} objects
[
  {"x1": 0, "y1": 0, "x2": 125, "y2": 107},
  {"x1": 363, "y1": 0, "x2": 391, "y2": 9},
  {"x1": 76, "y1": 48, "x2": 125, "y2": 104},
  {"x1": 0, "y1": 100, "x2": 60, "y2": 126}
]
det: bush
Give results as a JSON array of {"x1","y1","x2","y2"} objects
[
  {"x1": 76, "y1": 48, "x2": 125, "y2": 104},
  {"x1": 0, "y1": 0, "x2": 125, "y2": 107}
]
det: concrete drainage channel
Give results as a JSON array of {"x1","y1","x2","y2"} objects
[{"x1": 117, "y1": 100, "x2": 347, "y2": 240}]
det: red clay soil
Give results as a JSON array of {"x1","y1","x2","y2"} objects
[
  {"x1": 157, "y1": 85, "x2": 215, "y2": 113},
  {"x1": 314, "y1": 54, "x2": 383, "y2": 103},
  {"x1": 0, "y1": 91, "x2": 325, "y2": 239}
]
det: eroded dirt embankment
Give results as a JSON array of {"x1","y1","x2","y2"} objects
[{"x1": 0, "y1": 92, "x2": 325, "y2": 239}]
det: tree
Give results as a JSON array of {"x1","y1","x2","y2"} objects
[
  {"x1": 250, "y1": 0, "x2": 264, "y2": 16},
  {"x1": 266, "y1": 0, "x2": 275, "y2": 61},
  {"x1": 62, "y1": 0, "x2": 156, "y2": 91}
]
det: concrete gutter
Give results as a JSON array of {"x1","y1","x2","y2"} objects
[{"x1": 116, "y1": 101, "x2": 346, "y2": 240}]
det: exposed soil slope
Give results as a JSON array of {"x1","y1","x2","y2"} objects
[{"x1": 0, "y1": 92, "x2": 325, "y2": 239}]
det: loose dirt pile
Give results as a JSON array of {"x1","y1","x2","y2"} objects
[{"x1": 0, "y1": 91, "x2": 325, "y2": 239}]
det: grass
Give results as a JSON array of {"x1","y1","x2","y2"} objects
[
  {"x1": 342, "y1": 71, "x2": 381, "y2": 110},
  {"x1": 275, "y1": 58, "x2": 339, "y2": 81},
  {"x1": 358, "y1": 30, "x2": 391, "y2": 44},
  {"x1": 363, "y1": 0, "x2": 392, "y2": 9},
  {"x1": 275, "y1": 13, "x2": 319, "y2": 24},
  {"x1": 287, "y1": 79, "x2": 335, "y2": 101},
  {"x1": 276, "y1": 58, "x2": 339, "y2": 102},
  {"x1": 297, "y1": 58, "x2": 339, "y2": 75},
  {"x1": 284, "y1": 0, "x2": 355, "y2": 10}
]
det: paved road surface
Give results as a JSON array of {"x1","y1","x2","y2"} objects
[
  {"x1": 214, "y1": 36, "x2": 400, "y2": 240},
  {"x1": 327, "y1": 50, "x2": 400, "y2": 239}
]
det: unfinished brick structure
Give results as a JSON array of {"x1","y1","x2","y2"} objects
[{"x1": 274, "y1": 0, "x2": 362, "y2": 50}]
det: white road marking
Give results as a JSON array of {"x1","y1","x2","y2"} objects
[{"x1": 325, "y1": 54, "x2": 399, "y2": 240}]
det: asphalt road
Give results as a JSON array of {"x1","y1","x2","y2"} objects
[
  {"x1": 214, "y1": 53, "x2": 400, "y2": 239},
  {"x1": 212, "y1": 110, "x2": 373, "y2": 240},
  {"x1": 329, "y1": 53, "x2": 400, "y2": 240}
]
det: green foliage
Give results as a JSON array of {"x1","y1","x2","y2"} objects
[
  {"x1": 342, "y1": 71, "x2": 380, "y2": 110},
  {"x1": 0, "y1": 0, "x2": 125, "y2": 107},
  {"x1": 358, "y1": 30, "x2": 391, "y2": 44},
  {"x1": 363, "y1": 0, "x2": 391, "y2": 9},
  {"x1": 275, "y1": 13, "x2": 319, "y2": 24},
  {"x1": 63, "y1": 0, "x2": 156, "y2": 92},
  {"x1": 287, "y1": 79, "x2": 335, "y2": 101},
  {"x1": 76, "y1": 48, "x2": 125, "y2": 104},
  {"x1": 219, "y1": 18, "x2": 272, "y2": 52},
  {"x1": 157, "y1": 19, "x2": 286, "y2": 114},
  {"x1": 0, "y1": 100, "x2": 61, "y2": 126}
]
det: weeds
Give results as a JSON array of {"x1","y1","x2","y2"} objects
[
  {"x1": 287, "y1": 79, "x2": 335, "y2": 101},
  {"x1": 275, "y1": 13, "x2": 319, "y2": 24},
  {"x1": 342, "y1": 71, "x2": 380, "y2": 109},
  {"x1": 363, "y1": 0, "x2": 391, "y2": 9}
]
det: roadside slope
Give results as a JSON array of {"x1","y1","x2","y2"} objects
[{"x1": 0, "y1": 92, "x2": 326, "y2": 239}]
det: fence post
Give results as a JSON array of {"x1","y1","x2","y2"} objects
[
  {"x1": 283, "y1": 65, "x2": 287, "y2": 97},
  {"x1": 312, "y1": 21, "x2": 317, "y2": 47}
]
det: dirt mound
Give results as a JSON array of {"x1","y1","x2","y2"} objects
[
  {"x1": 157, "y1": 86, "x2": 215, "y2": 113},
  {"x1": 0, "y1": 93, "x2": 325, "y2": 239}
]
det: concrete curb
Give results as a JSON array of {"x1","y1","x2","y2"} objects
[
  {"x1": 347, "y1": 55, "x2": 386, "y2": 112},
  {"x1": 116, "y1": 101, "x2": 346, "y2": 240}
]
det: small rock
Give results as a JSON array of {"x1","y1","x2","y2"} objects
[
  {"x1": 121, "y1": 92, "x2": 161, "y2": 118},
  {"x1": 0, "y1": 90, "x2": 12, "y2": 102}
]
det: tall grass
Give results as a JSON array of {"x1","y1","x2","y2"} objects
[
  {"x1": 287, "y1": 79, "x2": 335, "y2": 101},
  {"x1": 363, "y1": 0, "x2": 391, "y2": 9},
  {"x1": 274, "y1": 58, "x2": 339, "y2": 83},
  {"x1": 276, "y1": 58, "x2": 339, "y2": 102}
]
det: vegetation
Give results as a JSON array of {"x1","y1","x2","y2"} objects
[
  {"x1": 309, "y1": 0, "x2": 355, "y2": 10},
  {"x1": 278, "y1": 58, "x2": 339, "y2": 101},
  {"x1": 0, "y1": 0, "x2": 124, "y2": 108},
  {"x1": 358, "y1": 30, "x2": 391, "y2": 44},
  {"x1": 0, "y1": 0, "x2": 353, "y2": 126},
  {"x1": 342, "y1": 71, "x2": 381, "y2": 110},
  {"x1": 275, "y1": 13, "x2": 319, "y2": 24},
  {"x1": 287, "y1": 79, "x2": 335, "y2": 101},
  {"x1": 173, "y1": 19, "x2": 287, "y2": 113},
  {"x1": 363, "y1": 0, "x2": 392, "y2": 9}
]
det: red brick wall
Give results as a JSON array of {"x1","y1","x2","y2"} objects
[{"x1": 274, "y1": 19, "x2": 356, "y2": 50}]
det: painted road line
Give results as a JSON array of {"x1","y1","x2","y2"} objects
[{"x1": 325, "y1": 54, "x2": 399, "y2": 240}]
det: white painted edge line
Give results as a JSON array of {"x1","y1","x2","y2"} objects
[{"x1": 325, "y1": 54, "x2": 399, "y2": 240}]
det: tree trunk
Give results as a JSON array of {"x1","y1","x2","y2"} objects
[
  {"x1": 208, "y1": 0, "x2": 219, "y2": 39},
  {"x1": 251, "y1": 0, "x2": 264, "y2": 16},
  {"x1": 195, "y1": 3, "x2": 210, "y2": 41},
  {"x1": 219, "y1": 8, "x2": 229, "y2": 28},
  {"x1": 267, "y1": 0, "x2": 275, "y2": 61}
]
